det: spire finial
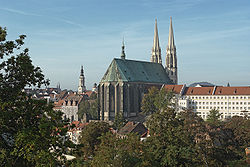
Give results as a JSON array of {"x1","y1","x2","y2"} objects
[
  {"x1": 121, "y1": 37, "x2": 126, "y2": 59},
  {"x1": 80, "y1": 65, "x2": 84, "y2": 76}
]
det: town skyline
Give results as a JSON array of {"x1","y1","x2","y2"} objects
[{"x1": 1, "y1": 0, "x2": 250, "y2": 90}]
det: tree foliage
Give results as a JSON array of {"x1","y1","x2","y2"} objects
[
  {"x1": 113, "y1": 112, "x2": 127, "y2": 131},
  {"x1": 206, "y1": 109, "x2": 222, "y2": 126},
  {"x1": 78, "y1": 99, "x2": 98, "y2": 120},
  {"x1": 79, "y1": 121, "x2": 110, "y2": 159},
  {"x1": 0, "y1": 27, "x2": 71, "y2": 166},
  {"x1": 141, "y1": 87, "x2": 174, "y2": 115},
  {"x1": 91, "y1": 132, "x2": 143, "y2": 167}
]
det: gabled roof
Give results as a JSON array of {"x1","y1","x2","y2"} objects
[
  {"x1": 163, "y1": 84, "x2": 184, "y2": 94},
  {"x1": 100, "y1": 58, "x2": 172, "y2": 84},
  {"x1": 184, "y1": 87, "x2": 214, "y2": 95},
  {"x1": 170, "y1": 85, "x2": 250, "y2": 96},
  {"x1": 214, "y1": 86, "x2": 250, "y2": 95},
  {"x1": 118, "y1": 122, "x2": 148, "y2": 136}
]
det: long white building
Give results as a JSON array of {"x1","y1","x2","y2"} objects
[{"x1": 164, "y1": 85, "x2": 250, "y2": 120}]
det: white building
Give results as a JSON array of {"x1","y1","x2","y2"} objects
[{"x1": 164, "y1": 85, "x2": 250, "y2": 120}]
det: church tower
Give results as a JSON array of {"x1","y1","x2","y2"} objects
[
  {"x1": 166, "y1": 17, "x2": 177, "y2": 84},
  {"x1": 151, "y1": 19, "x2": 162, "y2": 64},
  {"x1": 78, "y1": 65, "x2": 86, "y2": 94}
]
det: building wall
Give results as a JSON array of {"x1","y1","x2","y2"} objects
[
  {"x1": 177, "y1": 95, "x2": 250, "y2": 120},
  {"x1": 62, "y1": 106, "x2": 79, "y2": 122},
  {"x1": 98, "y1": 82, "x2": 162, "y2": 121}
]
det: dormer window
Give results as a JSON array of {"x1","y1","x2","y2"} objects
[{"x1": 234, "y1": 89, "x2": 237, "y2": 94}]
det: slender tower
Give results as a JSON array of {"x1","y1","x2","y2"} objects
[
  {"x1": 151, "y1": 19, "x2": 162, "y2": 64},
  {"x1": 121, "y1": 39, "x2": 126, "y2": 59},
  {"x1": 166, "y1": 17, "x2": 177, "y2": 84},
  {"x1": 78, "y1": 65, "x2": 86, "y2": 94}
]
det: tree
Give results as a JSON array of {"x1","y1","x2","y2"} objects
[
  {"x1": 141, "y1": 87, "x2": 174, "y2": 115},
  {"x1": 113, "y1": 112, "x2": 127, "y2": 131},
  {"x1": 78, "y1": 99, "x2": 99, "y2": 120},
  {"x1": 178, "y1": 110, "x2": 235, "y2": 167},
  {"x1": 145, "y1": 109, "x2": 201, "y2": 167},
  {"x1": 206, "y1": 109, "x2": 222, "y2": 126},
  {"x1": 0, "y1": 27, "x2": 71, "y2": 166},
  {"x1": 141, "y1": 87, "x2": 159, "y2": 115},
  {"x1": 78, "y1": 100, "x2": 90, "y2": 119},
  {"x1": 79, "y1": 122, "x2": 110, "y2": 159},
  {"x1": 91, "y1": 132, "x2": 144, "y2": 167},
  {"x1": 89, "y1": 92, "x2": 97, "y2": 100},
  {"x1": 224, "y1": 116, "x2": 250, "y2": 158},
  {"x1": 88, "y1": 99, "x2": 99, "y2": 120}
]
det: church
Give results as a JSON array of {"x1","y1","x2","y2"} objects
[{"x1": 98, "y1": 17, "x2": 178, "y2": 121}]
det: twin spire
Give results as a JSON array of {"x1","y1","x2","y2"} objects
[
  {"x1": 151, "y1": 17, "x2": 177, "y2": 84},
  {"x1": 151, "y1": 17, "x2": 175, "y2": 65}
]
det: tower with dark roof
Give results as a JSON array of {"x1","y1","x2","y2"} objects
[
  {"x1": 121, "y1": 39, "x2": 126, "y2": 60},
  {"x1": 78, "y1": 65, "x2": 86, "y2": 94},
  {"x1": 151, "y1": 19, "x2": 162, "y2": 64},
  {"x1": 166, "y1": 17, "x2": 177, "y2": 84}
]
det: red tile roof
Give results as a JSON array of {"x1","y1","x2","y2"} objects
[
  {"x1": 84, "y1": 90, "x2": 93, "y2": 97},
  {"x1": 163, "y1": 85, "x2": 184, "y2": 94},
  {"x1": 118, "y1": 122, "x2": 147, "y2": 136},
  {"x1": 184, "y1": 87, "x2": 214, "y2": 95},
  {"x1": 70, "y1": 121, "x2": 88, "y2": 130},
  {"x1": 214, "y1": 86, "x2": 250, "y2": 95}
]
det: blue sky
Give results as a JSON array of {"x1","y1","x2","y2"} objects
[{"x1": 1, "y1": 0, "x2": 250, "y2": 90}]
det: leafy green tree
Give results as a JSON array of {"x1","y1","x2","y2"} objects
[
  {"x1": 141, "y1": 87, "x2": 159, "y2": 115},
  {"x1": 141, "y1": 86, "x2": 174, "y2": 115},
  {"x1": 178, "y1": 109, "x2": 234, "y2": 167},
  {"x1": 78, "y1": 100, "x2": 90, "y2": 119},
  {"x1": 0, "y1": 27, "x2": 71, "y2": 166},
  {"x1": 224, "y1": 116, "x2": 250, "y2": 158},
  {"x1": 206, "y1": 109, "x2": 222, "y2": 126},
  {"x1": 78, "y1": 99, "x2": 99, "y2": 120},
  {"x1": 91, "y1": 132, "x2": 143, "y2": 167},
  {"x1": 89, "y1": 92, "x2": 97, "y2": 100},
  {"x1": 88, "y1": 99, "x2": 99, "y2": 120},
  {"x1": 79, "y1": 122, "x2": 110, "y2": 159},
  {"x1": 113, "y1": 112, "x2": 127, "y2": 131},
  {"x1": 145, "y1": 109, "x2": 200, "y2": 167}
]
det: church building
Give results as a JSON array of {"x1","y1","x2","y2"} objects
[{"x1": 98, "y1": 17, "x2": 177, "y2": 121}]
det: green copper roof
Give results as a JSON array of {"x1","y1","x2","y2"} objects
[{"x1": 100, "y1": 58, "x2": 172, "y2": 84}]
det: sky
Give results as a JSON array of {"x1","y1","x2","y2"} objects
[{"x1": 1, "y1": 0, "x2": 250, "y2": 90}]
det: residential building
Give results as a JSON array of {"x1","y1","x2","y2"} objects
[{"x1": 164, "y1": 85, "x2": 250, "y2": 120}]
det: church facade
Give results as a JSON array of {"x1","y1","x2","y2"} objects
[{"x1": 98, "y1": 17, "x2": 177, "y2": 121}]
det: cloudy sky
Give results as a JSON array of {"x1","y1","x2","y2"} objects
[{"x1": 1, "y1": 0, "x2": 250, "y2": 90}]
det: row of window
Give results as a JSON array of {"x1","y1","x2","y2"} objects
[
  {"x1": 191, "y1": 106, "x2": 250, "y2": 110},
  {"x1": 189, "y1": 96, "x2": 250, "y2": 100},
  {"x1": 198, "y1": 112, "x2": 249, "y2": 119},
  {"x1": 189, "y1": 101, "x2": 250, "y2": 105}
]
